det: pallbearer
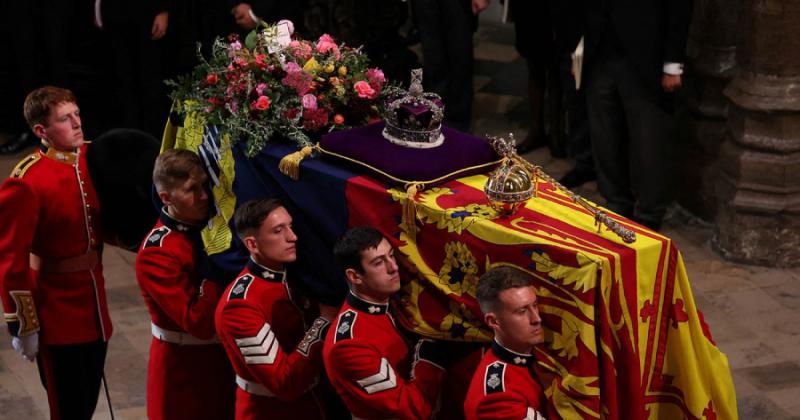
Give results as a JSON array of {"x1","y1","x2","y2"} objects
[
  {"x1": 216, "y1": 199, "x2": 336, "y2": 419},
  {"x1": 464, "y1": 266, "x2": 551, "y2": 420},
  {"x1": 136, "y1": 149, "x2": 235, "y2": 420},
  {"x1": 324, "y1": 226, "x2": 446, "y2": 419}
]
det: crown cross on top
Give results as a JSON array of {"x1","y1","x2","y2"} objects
[{"x1": 408, "y1": 69, "x2": 424, "y2": 97}]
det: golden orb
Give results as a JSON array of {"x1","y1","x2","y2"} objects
[{"x1": 484, "y1": 159, "x2": 534, "y2": 216}]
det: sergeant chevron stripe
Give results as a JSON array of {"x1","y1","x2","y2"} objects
[
  {"x1": 235, "y1": 323, "x2": 279, "y2": 364},
  {"x1": 524, "y1": 407, "x2": 546, "y2": 420},
  {"x1": 356, "y1": 358, "x2": 397, "y2": 394}
]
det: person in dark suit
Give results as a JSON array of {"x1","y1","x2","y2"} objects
[
  {"x1": 581, "y1": 0, "x2": 692, "y2": 230},
  {"x1": 101, "y1": 0, "x2": 171, "y2": 139},
  {"x1": 411, "y1": 0, "x2": 489, "y2": 132}
]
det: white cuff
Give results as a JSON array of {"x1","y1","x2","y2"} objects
[
  {"x1": 248, "y1": 9, "x2": 260, "y2": 25},
  {"x1": 663, "y1": 62, "x2": 684, "y2": 76}
]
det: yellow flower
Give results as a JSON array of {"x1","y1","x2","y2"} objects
[
  {"x1": 324, "y1": 63, "x2": 335, "y2": 73},
  {"x1": 338, "y1": 66, "x2": 348, "y2": 76},
  {"x1": 303, "y1": 58, "x2": 321, "y2": 73}
]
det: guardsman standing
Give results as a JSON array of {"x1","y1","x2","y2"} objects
[
  {"x1": 324, "y1": 226, "x2": 446, "y2": 420},
  {"x1": 464, "y1": 266, "x2": 550, "y2": 420},
  {"x1": 0, "y1": 86, "x2": 113, "y2": 420},
  {"x1": 215, "y1": 199, "x2": 337, "y2": 419},
  {"x1": 135, "y1": 148, "x2": 236, "y2": 420}
]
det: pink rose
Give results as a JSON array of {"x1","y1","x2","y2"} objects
[
  {"x1": 302, "y1": 94, "x2": 318, "y2": 110},
  {"x1": 288, "y1": 41, "x2": 312, "y2": 61},
  {"x1": 365, "y1": 68, "x2": 385, "y2": 90},
  {"x1": 252, "y1": 96, "x2": 270, "y2": 111},
  {"x1": 284, "y1": 61, "x2": 302, "y2": 73},
  {"x1": 255, "y1": 83, "x2": 267, "y2": 96},
  {"x1": 354, "y1": 80, "x2": 377, "y2": 99},
  {"x1": 315, "y1": 34, "x2": 340, "y2": 59}
]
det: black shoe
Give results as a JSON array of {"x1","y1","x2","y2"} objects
[
  {"x1": 558, "y1": 167, "x2": 597, "y2": 188},
  {"x1": 0, "y1": 132, "x2": 37, "y2": 155}
]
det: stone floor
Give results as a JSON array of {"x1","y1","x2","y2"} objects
[{"x1": 1, "y1": 8, "x2": 800, "y2": 420}]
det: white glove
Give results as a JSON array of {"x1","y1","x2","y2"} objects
[{"x1": 11, "y1": 333, "x2": 39, "y2": 362}]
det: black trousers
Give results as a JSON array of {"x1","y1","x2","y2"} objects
[
  {"x1": 411, "y1": 0, "x2": 474, "y2": 130},
  {"x1": 584, "y1": 56, "x2": 672, "y2": 223},
  {"x1": 560, "y1": 55, "x2": 593, "y2": 173},
  {"x1": 105, "y1": 18, "x2": 169, "y2": 139},
  {"x1": 36, "y1": 340, "x2": 108, "y2": 420}
]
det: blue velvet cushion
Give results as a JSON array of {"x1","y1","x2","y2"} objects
[{"x1": 317, "y1": 122, "x2": 500, "y2": 187}]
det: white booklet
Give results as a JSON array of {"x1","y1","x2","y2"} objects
[{"x1": 571, "y1": 36, "x2": 585, "y2": 90}]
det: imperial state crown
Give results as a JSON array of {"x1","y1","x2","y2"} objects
[{"x1": 382, "y1": 69, "x2": 445, "y2": 148}]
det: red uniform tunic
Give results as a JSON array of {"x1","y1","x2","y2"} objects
[
  {"x1": 0, "y1": 145, "x2": 111, "y2": 344},
  {"x1": 464, "y1": 341, "x2": 548, "y2": 420},
  {"x1": 323, "y1": 292, "x2": 445, "y2": 420},
  {"x1": 135, "y1": 209, "x2": 236, "y2": 420},
  {"x1": 215, "y1": 260, "x2": 331, "y2": 420}
]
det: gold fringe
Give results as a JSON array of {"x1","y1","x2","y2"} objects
[
  {"x1": 402, "y1": 183, "x2": 421, "y2": 239},
  {"x1": 278, "y1": 145, "x2": 315, "y2": 180}
]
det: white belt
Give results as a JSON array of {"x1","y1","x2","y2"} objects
[
  {"x1": 151, "y1": 323, "x2": 220, "y2": 345},
  {"x1": 236, "y1": 375, "x2": 275, "y2": 397}
]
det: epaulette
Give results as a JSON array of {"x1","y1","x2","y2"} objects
[
  {"x1": 9, "y1": 153, "x2": 41, "y2": 178},
  {"x1": 143, "y1": 226, "x2": 171, "y2": 249},
  {"x1": 228, "y1": 274, "x2": 255, "y2": 300},
  {"x1": 484, "y1": 361, "x2": 507, "y2": 394},
  {"x1": 334, "y1": 309, "x2": 357, "y2": 343}
]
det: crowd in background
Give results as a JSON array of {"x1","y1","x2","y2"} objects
[{"x1": 0, "y1": 0, "x2": 691, "y2": 231}]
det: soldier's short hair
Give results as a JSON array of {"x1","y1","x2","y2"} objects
[
  {"x1": 333, "y1": 226, "x2": 385, "y2": 273},
  {"x1": 23, "y1": 86, "x2": 78, "y2": 129},
  {"x1": 152, "y1": 149, "x2": 206, "y2": 192},
  {"x1": 476, "y1": 266, "x2": 533, "y2": 314},
  {"x1": 233, "y1": 198, "x2": 285, "y2": 241}
]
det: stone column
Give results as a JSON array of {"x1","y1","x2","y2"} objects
[
  {"x1": 716, "y1": 0, "x2": 800, "y2": 267},
  {"x1": 676, "y1": 0, "x2": 740, "y2": 220}
]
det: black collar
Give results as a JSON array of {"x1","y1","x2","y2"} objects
[
  {"x1": 492, "y1": 340, "x2": 535, "y2": 367},
  {"x1": 160, "y1": 208, "x2": 202, "y2": 234},
  {"x1": 247, "y1": 258, "x2": 286, "y2": 283},
  {"x1": 347, "y1": 291, "x2": 388, "y2": 315}
]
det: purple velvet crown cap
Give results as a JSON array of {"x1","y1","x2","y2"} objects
[
  {"x1": 395, "y1": 98, "x2": 444, "y2": 129},
  {"x1": 318, "y1": 121, "x2": 499, "y2": 187}
]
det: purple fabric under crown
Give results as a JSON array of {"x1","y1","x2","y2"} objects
[{"x1": 319, "y1": 121, "x2": 499, "y2": 187}]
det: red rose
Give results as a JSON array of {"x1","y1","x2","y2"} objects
[
  {"x1": 254, "y1": 54, "x2": 268, "y2": 69},
  {"x1": 252, "y1": 95, "x2": 271, "y2": 111},
  {"x1": 333, "y1": 114, "x2": 345, "y2": 125},
  {"x1": 206, "y1": 73, "x2": 219, "y2": 85}
]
